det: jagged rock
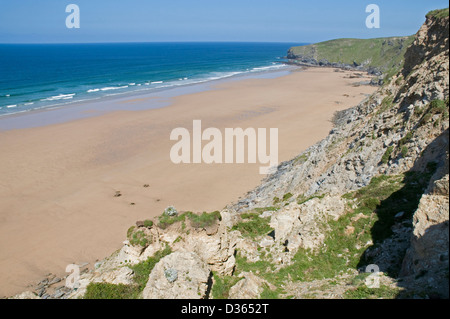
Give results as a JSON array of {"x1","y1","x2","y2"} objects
[
  {"x1": 184, "y1": 210, "x2": 240, "y2": 276},
  {"x1": 116, "y1": 240, "x2": 145, "y2": 264},
  {"x1": 228, "y1": 272, "x2": 274, "y2": 299},
  {"x1": 236, "y1": 238, "x2": 260, "y2": 263},
  {"x1": 260, "y1": 211, "x2": 273, "y2": 218},
  {"x1": 142, "y1": 251, "x2": 211, "y2": 299},
  {"x1": 259, "y1": 236, "x2": 275, "y2": 248},
  {"x1": 269, "y1": 196, "x2": 345, "y2": 253},
  {"x1": 401, "y1": 146, "x2": 449, "y2": 298},
  {"x1": 96, "y1": 267, "x2": 134, "y2": 285}
]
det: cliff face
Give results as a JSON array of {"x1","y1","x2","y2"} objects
[
  {"x1": 235, "y1": 13, "x2": 449, "y2": 212},
  {"x1": 233, "y1": 12, "x2": 449, "y2": 298},
  {"x1": 398, "y1": 12, "x2": 449, "y2": 298},
  {"x1": 403, "y1": 10, "x2": 449, "y2": 77},
  {"x1": 12, "y1": 11, "x2": 449, "y2": 300}
]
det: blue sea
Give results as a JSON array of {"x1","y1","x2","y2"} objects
[{"x1": 0, "y1": 42, "x2": 301, "y2": 116}]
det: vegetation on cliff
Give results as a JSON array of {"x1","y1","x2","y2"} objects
[
  {"x1": 426, "y1": 8, "x2": 449, "y2": 19},
  {"x1": 288, "y1": 36, "x2": 414, "y2": 80}
]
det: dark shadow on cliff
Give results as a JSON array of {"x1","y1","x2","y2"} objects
[
  {"x1": 396, "y1": 221, "x2": 449, "y2": 299},
  {"x1": 357, "y1": 129, "x2": 449, "y2": 286}
]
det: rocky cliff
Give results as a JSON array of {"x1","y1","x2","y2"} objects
[{"x1": 11, "y1": 10, "x2": 449, "y2": 300}]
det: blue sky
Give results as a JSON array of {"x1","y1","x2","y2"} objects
[{"x1": 0, "y1": 0, "x2": 448, "y2": 43}]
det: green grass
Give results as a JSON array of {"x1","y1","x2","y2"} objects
[
  {"x1": 288, "y1": 36, "x2": 414, "y2": 76},
  {"x1": 211, "y1": 273, "x2": 243, "y2": 299},
  {"x1": 127, "y1": 227, "x2": 151, "y2": 247},
  {"x1": 398, "y1": 132, "x2": 413, "y2": 147},
  {"x1": 401, "y1": 146, "x2": 408, "y2": 158},
  {"x1": 188, "y1": 211, "x2": 221, "y2": 229},
  {"x1": 84, "y1": 246, "x2": 172, "y2": 299},
  {"x1": 84, "y1": 283, "x2": 141, "y2": 299},
  {"x1": 377, "y1": 96, "x2": 394, "y2": 114},
  {"x1": 157, "y1": 212, "x2": 188, "y2": 229},
  {"x1": 215, "y1": 168, "x2": 435, "y2": 299},
  {"x1": 231, "y1": 213, "x2": 274, "y2": 239},
  {"x1": 158, "y1": 210, "x2": 222, "y2": 230},
  {"x1": 143, "y1": 220, "x2": 153, "y2": 228},
  {"x1": 235, "y1": 253, "x2": 276, "y2": 275},
  {"x1": 344, "y1": 285, "x2": 400, "y2": 299},
  {"x1": 426, "y1": 8, "x2": 449, "y2": 19},
  {"x1": 130, "y1": 246, "x2": 172, "y2": 291},
  {"x1": 272, "y1": 170, "x2": 434, "y2": 284},
  {"x1": 381, "y1": 146, "x2": 394, "y2": 164},
  {"x1": 260, "y1": 284, "x2": 282, "y2": 299},
  {"x1": 419, "y1": 99, "x2": 449, "y2": 126}
]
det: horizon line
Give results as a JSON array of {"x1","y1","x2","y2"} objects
[
  {"x1": 0, "y1": 40, "x2": 305, "y2": 45},
  {"x1": 0, "y1": 34, "x2": 414, "y2": 46}
]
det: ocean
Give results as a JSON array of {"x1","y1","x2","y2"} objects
[{"x1": 0, "y1": 42, "x2": 301, "y2": 116}]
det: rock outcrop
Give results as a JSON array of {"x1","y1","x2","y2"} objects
[
  {"x1": 400, "y1": 139, "x2": 449, "y2": 298},
  {"x1": 142, "y1": 251, "x2": 211, "y2": 299}
]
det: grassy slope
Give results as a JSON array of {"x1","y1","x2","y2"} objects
[
  {"x1": 288, "y1": 36, "x2": 414, "y2": 75},
  {"x1": 426, "y1": 7, "x2": 449, "y2": 19}
]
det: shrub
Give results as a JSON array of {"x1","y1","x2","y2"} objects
[
  {"x1": 188, "y1": 211, "x2": 221, "y2": 229},
  {"x1": 429, "y1": 99, "x2": 447, "y2": 113},
  {"x1": 158, "y1": 212, "x2": 187, "y2": 229},
  {"x1": 231, "y1": 214, "x2": 273, "y2": 239},
  {"x1": 128, "y1": 229, "x2": 151, "y2": 247},
  {"x1": 398, "y1": 132, "x2": 413, "y2": 147},
  {"x1": 419, "y1": 99, "x2": 449, "y2": 126},
  {"x1": 401, "y1": 146, "x2": 408, "y2": 158},
  {"x1": 143, "y1": 220, "x2": 153, "y2": 228},
  {"x1": 381, "y1": 146, "x2": 394, "y2": 164},
  {"x1": 127, "y1": 226, "x2": 136, "y2": 238}
]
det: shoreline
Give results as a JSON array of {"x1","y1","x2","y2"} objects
[
  {"x1": 0, "y1": 66, "x2": 293, "y2": 130},
  {"x1": 0, "y1": 67, "x2": 376, "y2": 297}
]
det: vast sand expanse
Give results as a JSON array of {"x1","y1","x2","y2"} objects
[{"x1": 0, "y1": 67, "x2": 376, "y2": 296}]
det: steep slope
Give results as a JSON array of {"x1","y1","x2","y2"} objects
[{"x1": 232, "y1": 9, "x2": 449, "y2": 298}]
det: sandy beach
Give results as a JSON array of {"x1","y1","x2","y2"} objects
[{"x1": 0, "y1": 67, "x2": 376, "y2": 296}]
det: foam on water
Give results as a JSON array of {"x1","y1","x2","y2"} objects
[{"x1": 0, "y1": 42, "x2": 301, "y2": 116}]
